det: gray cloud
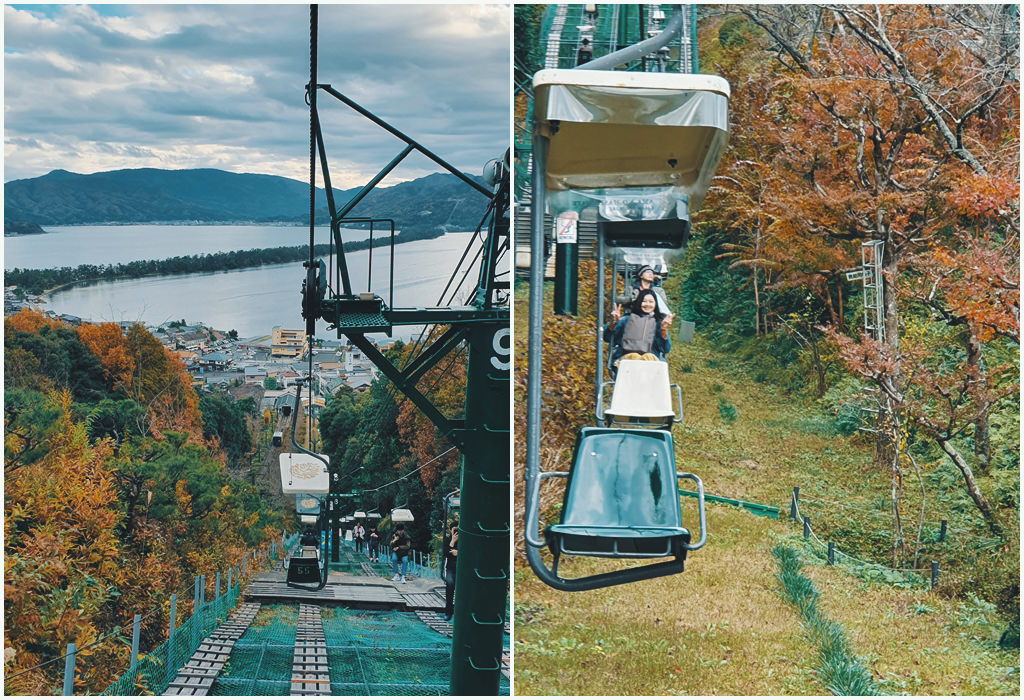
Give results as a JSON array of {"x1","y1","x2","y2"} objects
[{"x1": 3, "y1": 3, "x2": 510, "y2": 186}]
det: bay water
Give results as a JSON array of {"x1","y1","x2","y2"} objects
[{"x1": 4, "y1": 225, "x2": 490, "y2": 340}]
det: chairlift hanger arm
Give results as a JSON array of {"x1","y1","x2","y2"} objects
[
  {"x1": 317, "y1": 84, "x2": 491, "y2": 198},
  {"x1": 287, "y1": 378, "x2": 330, "y2": 470}
]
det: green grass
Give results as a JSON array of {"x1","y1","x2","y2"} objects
[
  {"x1": 513, "y1": 285, "x2": 1018, "y2": 695},
  {"x1": 773, "y1": 544, "x2": 878, "y2": 695}
]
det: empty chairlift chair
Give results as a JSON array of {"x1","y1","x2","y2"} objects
[{"x1": 542, "y1": 428, "x2": 705, "y2": 582}]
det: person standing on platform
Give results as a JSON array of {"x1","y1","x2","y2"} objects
[
  {"x1": 353, "y1": 520, "x2": 365, "y2": 554},
  {"x1": 390, "y1": 523, "x2": 411, "y2": 583},
  {"x1": 368, "y1": 525, "x2": 380, "y2": 562},
  {"x1": 442, "y1": 519, "x2": 459, "y2": 620}
]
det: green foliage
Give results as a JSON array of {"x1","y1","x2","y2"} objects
[
  {"x1": 514, "y1": 5, "x2": 545, "y2": 89},
  {"x1": 5, "y1": 324, "x2": 108, "y2": 401},
  {"x1": 717, "y1": 397, "x2": 738, "y2": 423},
  {"x1": 773, "y1": 545, "x2": 879, "y2": 695},
  {"x1": 86, "y1": 398, "x2": 147, "y2": 444},
  {"x1": 198, "y1": 393, "x2": 253, "y2": 467},
  {"x1": 4, "y1": 387, "x2": 63, "y2": 472},
  {"x1": 717, "y1": 14, "x2": 761, "y2": 48}
]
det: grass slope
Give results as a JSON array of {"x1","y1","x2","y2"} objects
[{"x1": 513, "y1": 304, "x2": 1018, "y2": 695}]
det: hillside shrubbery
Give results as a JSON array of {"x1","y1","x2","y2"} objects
[{"x1": 4, "y1": 309, "x2": 282, "y2": 694}]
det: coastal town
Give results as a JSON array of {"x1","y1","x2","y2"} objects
[{"x1": 6, "y1": 283, "x2": 381, "y2": 417}]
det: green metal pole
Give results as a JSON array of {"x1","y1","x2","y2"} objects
[
  {"x1": 449, "y1": 321, "x2": 510, "y2": 695},
  {"x1": 553, "y1": 240, "x2": 579, "y2": 315},
  {"x1": 691, "y1": 5, "x2": 699, "y2": 73},
  {"x1": 330, "y1": 495, "x2": 340, "y2": 563}
]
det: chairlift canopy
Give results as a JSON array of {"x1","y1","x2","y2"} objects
[
  {"x1": 354, "y1": 510, "x2": 367, "y2": 519},
  {"x1": 300, "y1": 514, "x2": 318, "y2": 524},
  {"x1": 533, "y1": 69, "x2": 729, "y2": 198},
  {"x1": 391, "y1": 508, "x2": 415, "y2": 523},
  {"x1": 279, "y1": 453, "x2": 330, "y2": 494}
]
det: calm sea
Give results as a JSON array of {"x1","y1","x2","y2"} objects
[{"x1": 4, "y1": 226, "x2": 491, "y2": 340}]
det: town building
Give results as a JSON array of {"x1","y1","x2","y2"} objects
[{"x1": 271, "y1": 326, "x2": 308, "y2": 359}]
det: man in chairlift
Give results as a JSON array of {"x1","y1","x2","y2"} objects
[
  {"x1": 631, "y1": 264, "x2": 672, "y2": 318},
  {"x1": 300, "y1": 528, "x2": 319, "y2": 547},
  {"x1": 605, "y1": 288, "x2": 672, "y2": 367}
]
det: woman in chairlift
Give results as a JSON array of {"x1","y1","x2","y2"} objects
[{"x1": 605, "y1": 288, "x2": 672, "y2": 365}]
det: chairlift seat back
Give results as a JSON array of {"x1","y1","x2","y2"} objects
[
  {"x1": 546, "y1": 428, "x2": 689, "y2": 559},
  {"x1": 606, "y1": 360, "x2": 675, "y2": 426},
  {"x1": 288, "y1": 553, "x2": 322, "y2": 584}
]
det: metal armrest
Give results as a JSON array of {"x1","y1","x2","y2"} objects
[
  {"x1": 595, "y1": 381, "x2": 615, "y2": 423},
  {"x1": 676, "y1": 472, "x2": 706, "y2": 550},
  {"x1": 671, "y1": 383, "x2": 684, "y2": 424}
]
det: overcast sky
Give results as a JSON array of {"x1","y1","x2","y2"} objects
[{"x1": 3, "y1": 3, "x2": 510, "y2": 187}]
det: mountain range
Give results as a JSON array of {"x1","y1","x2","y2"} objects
[{"x1": 3, "y1": 167, "x2": 491, "y2": 235}]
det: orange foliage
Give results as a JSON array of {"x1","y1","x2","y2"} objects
[
  {"x1": 77, "y1": 322, "x2": 135, "y2": 391},
  {"x1": 4, "y1": 307, "x2": 63, "y2": 333},
  {"x1": 123, "y1": 324, "x2": 204, "y2": 443},
  {"x1": 4, "y1": 391, "x2": 125, "y2": 693}
]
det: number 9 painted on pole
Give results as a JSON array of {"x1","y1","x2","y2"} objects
[{"x1": 490, "y1": 327, "x2": 511, "y2": 371}]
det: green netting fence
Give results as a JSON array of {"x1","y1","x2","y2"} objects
[
  {"x1": 100, "y1": 579, "x2": 241, "y2": 695},
  {"x1": 96, "y1": 541, "x2": 283, "y2": 696},
  {"x1": 210, "y1": 605, "x2": 453, "y2": 696},
  {"x1": 210, "y1": 604, "x2": 509, "y2": 696}
]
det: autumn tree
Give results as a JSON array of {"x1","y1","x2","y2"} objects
[
  {"x1": 77, "y1": 322, "x2": 135, "y2": 392},
  {"x1": 124, "y1": 324, "x2": 204, "y2": 442},
  {"x1": 4, "y1": 391, "x2": 125, "y2": 694},
  {"x1": 726, "y1": 4, "x2": 1019, "y2": 543}
]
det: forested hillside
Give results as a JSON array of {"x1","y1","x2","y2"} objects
[
  {"x1": 4, "y1": 309, "x2": 282, "y2": 694},
  {"x1": 4, "y1": 168, "x2": 489, "y2": 235},
  {"x1": 514, "y1": 5, "x2": 1017, "y2": 694}
]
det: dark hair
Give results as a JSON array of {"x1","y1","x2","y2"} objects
[
  {"x1": 631, "y1": 288, "x2": 665, "y2": 324},
  {"x1": 396, "y1": 523, "x2": 405, "y2": 530}
]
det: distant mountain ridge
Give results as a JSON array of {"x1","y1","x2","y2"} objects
[{"x1": 4, "y1": 167, "x2": 490, "y2": 235}]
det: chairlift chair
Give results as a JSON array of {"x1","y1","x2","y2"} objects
[
  {"x1": 526, "y1": 48, "x2": 728, "y2": 592},
  {"x1": 288, "y1": 502, "x2": 326, "y2": 588},
  {"x1": 598, "y1": 359, "x2": 683, "y2": 430},
  {"x1": 532, "y1": 428, "x2": 705, "y2": 589},
  {"x1": 391, "y1": 508, "x2": 415, "y2": 523},
  {"x1": 280, "y1": 452, "x2": 329, "y2": 590}
]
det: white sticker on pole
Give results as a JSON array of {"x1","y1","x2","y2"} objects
[{"x1": 554, "y1": 214, "x2": 578, "y2": 244}]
